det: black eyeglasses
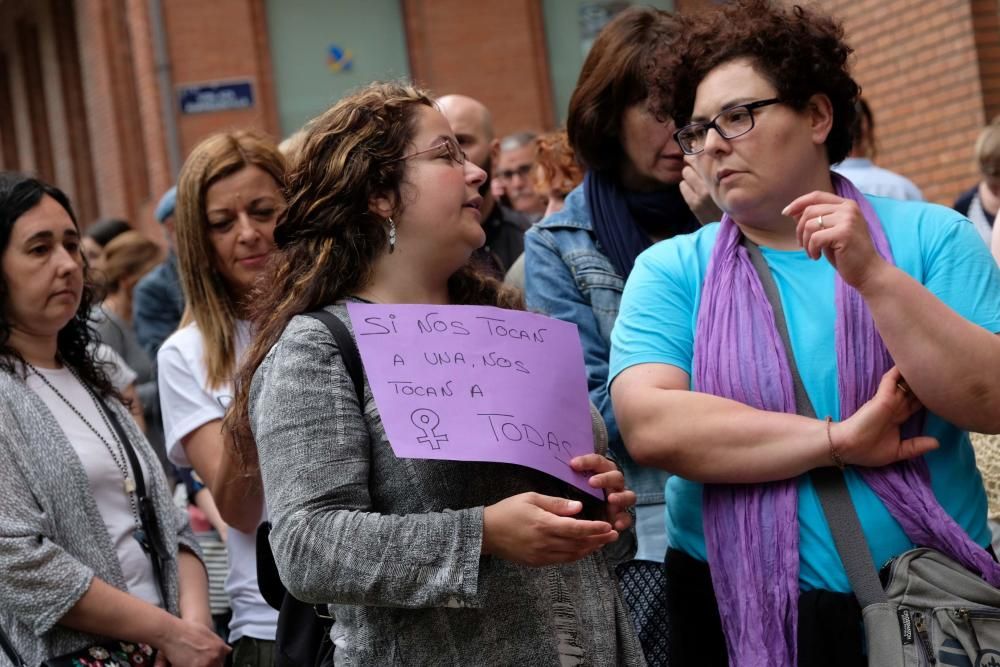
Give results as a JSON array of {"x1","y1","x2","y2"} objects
[
  {"x1": 395, "y1": 137, "x2": 467, "y2": 165},
  {"x1": 674, "y1": 98, "x2": 782, "y2": 155}
]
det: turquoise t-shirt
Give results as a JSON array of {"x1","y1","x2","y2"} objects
[{"x1": 609, "y1": 196, "x2": 1000, "y2": 592}]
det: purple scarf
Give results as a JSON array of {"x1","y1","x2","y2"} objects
[{"x1": 694, "y1": 173, "x2": 1000, "y2": 665}]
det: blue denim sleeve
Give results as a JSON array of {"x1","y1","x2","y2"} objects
[
  {"x1": 524, "y1": 228, "x2": 621, "y2": 449},
  {"x1": 133, "y1": 273, "x2": 181, "y2": 357}
]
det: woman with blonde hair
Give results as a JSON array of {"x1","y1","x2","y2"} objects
[
  {"x1": 158, "y1": 131, "x2": 285, "y2": 665},
  {"x1": 225, "y1": 81, "x2": 642, "y2": 665}
]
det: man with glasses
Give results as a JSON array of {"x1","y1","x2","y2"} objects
[
  {"x1": 498, "y1": 131, "x2": 547, "y2": 223},
  {"x1": 438, "y1": 94, "x2": 531, "y2": 279}
]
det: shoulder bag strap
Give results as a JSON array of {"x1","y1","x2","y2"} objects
[
  {"x1": 300, "y1": 308, "x2": 365, "y2": 625},
  {"x1": 742, "y1": 238, "x2": 888, "y2": 608},
  {"x1": 97, "y1": 399, "x2": 171, "y2": 607},
  {"x1": 304, "y1": 310, "x2": 365, "y2": 408},
  {"x1": 0, "y1": 623, "x2": 28, "y2": 667}
]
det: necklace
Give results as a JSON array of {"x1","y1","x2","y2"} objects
[{"x1": 26, "y1": 361, "x2": 141, "y2": 524}]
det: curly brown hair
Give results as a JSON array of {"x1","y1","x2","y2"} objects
[
  {"x1": 226, "y1": 81, "x2": 522, "y2": 467},
  {"x1": 533, "y1": 130, "x2": 584, "y2": 200},
  {"x1": 649, "y1": 0, "x2": 860, "y2": 166}
]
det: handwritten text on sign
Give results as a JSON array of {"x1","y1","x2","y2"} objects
[{"x1": 347, "y1": 303, "x2": 600, "y2": 498}]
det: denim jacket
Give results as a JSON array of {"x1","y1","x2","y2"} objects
[
  {"x1": 133, "y1": 253, "x2": 185, "y2": 358},
  {"x1": 524, "y1": 185, "x2": 669, "y2": 517}
]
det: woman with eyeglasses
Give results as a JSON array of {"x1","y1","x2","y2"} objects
[
  {"x1": 609, "y1": 1, "x2": 1000, "y2": 665},
  {"x1": 225, "y1": 81, "x2": 643, "y2": 665}
]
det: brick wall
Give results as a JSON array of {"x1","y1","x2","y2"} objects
[
  {"x1": 75, "y1": 0, "x2": 131, "y2": 222},
  {"x1": 162, "y1": 0, "x2": 280, "y2": 158},
  {"x1": 972, "y1": 0, "x2": 1000, "y2": 125},
  {"x1": 1, "y1": 0, "x2": 42, "y2": 179},
  {"x1": 52, "y1": 0, "x2": 98, "y2": 226},
  {"x1": 126, "y1": 0, "x2": 170, "y2": 234},
  {"x1": 809, "y1": 0, "x2": 987, "y2": 205},
  {"x1": 3, "y1": 0, "x2": 996, "y2": 222},
  {"x1": 403, "y1": 0, "x2": 555, "y2": 137}
]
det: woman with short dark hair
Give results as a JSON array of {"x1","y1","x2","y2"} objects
[
  {"x1": 524, "y1": 8, "x2": 719, "y2": 662},
  {"x1": 0, "y1": 172, "x2": 228, "y2": 666},
  {"x1": 611, "y1": 1, "x2": 1000, "y2": 664}
]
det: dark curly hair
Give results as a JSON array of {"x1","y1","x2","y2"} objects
[
  {"x1": 0, "y1": 172, "x2": 120, "y2": 401},
  {"x1": 649, "y1": 0, "x2": 860, "y2": 166},
  {"x1": 226, "y1": 81, "x2": 522, "y2": 466}
]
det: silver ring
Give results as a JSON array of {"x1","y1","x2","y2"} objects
[{"x1": 817, "y1": 215, "x2": 826, "y2": 230}]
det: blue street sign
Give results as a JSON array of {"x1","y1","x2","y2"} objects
[{"x1": 178, "y1": 80, "x2": 255, "y2": 114}]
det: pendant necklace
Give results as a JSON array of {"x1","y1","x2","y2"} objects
[{"x1": 26, "y1": 361, "x2": 141, "y2": 523}]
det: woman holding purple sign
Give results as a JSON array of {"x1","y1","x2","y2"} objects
[
  {"x1": 225, "y1": 81, "x2": 643, "y2": 665},
  {"x1": 610, "y1": 1, "x2": 1000, "y2": 665}
]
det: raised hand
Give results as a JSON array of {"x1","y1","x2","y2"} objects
[
  {"x1": 782, "y1": 190, "x2": 889, "y2": 290},
  {"x1": 680, "y1": 163, "x2": 723, "y2": 225}
]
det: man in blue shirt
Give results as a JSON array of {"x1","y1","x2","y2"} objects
[{"x1": 133, "y1": 186, "x2": 185, "y2": 356}]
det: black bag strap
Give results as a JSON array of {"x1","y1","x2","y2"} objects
[
  {"x1": 304, "y1": 309, "x2": 365, "y2": 408},
  {"x1": 256, "y1": 308, "x2": 363, "y2": 622},
  {"x1": 255, "y1": 521, "x2": 286, "y2": 611},
  {"x1": 97, "y1": 399, "x2": 171, "y2": 607},
  {"x1": 742, "y1": 238, "x2": 888, "y2": 608},
  {"x1": 0, "y1": 623, "x2": 28, "y2": 667}
]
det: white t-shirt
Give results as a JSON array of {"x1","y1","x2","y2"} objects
[
  {"x1": 94, "y1": 343, "x2": 138, "y2": 392},
  {"x1": 158, "y1": 321, "x2": 277, "y2": 642},
  {"x1": 26, "y1": 365, "x2": 160, "y2": 607}
]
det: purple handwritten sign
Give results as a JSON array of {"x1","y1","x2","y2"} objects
[{"x1": 347, "y1": 303, "x2": 600, "y2": 498}]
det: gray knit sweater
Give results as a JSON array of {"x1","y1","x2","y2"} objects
[
  {"x1": 0, "y1": 369, "x2": 200, "y2": 666},
  {"x1": 249, "y1": 304, "x2": 644, "y2": 666}
]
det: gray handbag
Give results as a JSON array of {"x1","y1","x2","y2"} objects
[{"x1": 745, "y1": 239, "x2": 1000, "y2": 666}]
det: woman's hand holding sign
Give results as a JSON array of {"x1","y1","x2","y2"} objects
[
  {"x1": 481, "y1": 454, "x2": 636, "y2": 567},
  {"x1": 571, "y1": 453, "x2": 636, "y2": 532},
  {"x1": 482, "y1": 493, "x2": 618, "y2": 566}
]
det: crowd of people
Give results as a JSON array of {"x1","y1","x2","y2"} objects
[{"x1": 1, "y1": 1, "x2": 999, "y2": 666}]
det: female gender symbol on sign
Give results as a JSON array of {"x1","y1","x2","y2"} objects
[{"x1": 411, "y1": 408, "x2": 449, "y2": 450}]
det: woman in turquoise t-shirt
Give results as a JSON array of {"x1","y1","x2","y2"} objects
[{"x1": 609, "y1": 1, "x2": 1000, "y2": 665}]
